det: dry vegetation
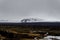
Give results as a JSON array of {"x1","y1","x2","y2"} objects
[{"x1": 0, "y1": 26, "x2": 60, "y2": 40}]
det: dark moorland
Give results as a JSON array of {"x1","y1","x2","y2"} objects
[{"x1": 0, "y1": 22, "x2": 60, "y2": 40}]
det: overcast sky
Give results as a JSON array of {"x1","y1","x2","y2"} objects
[{"x1": 0, "y1": 0, "x2": 60, "y2": 22}]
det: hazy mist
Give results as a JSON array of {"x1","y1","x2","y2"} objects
[{"x1": 0, "y1": 0, "x2": 60, "y2": 22}]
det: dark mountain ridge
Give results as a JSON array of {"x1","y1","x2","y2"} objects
[{"x1": 0, "y1": 22, "x2": 60, "y2": 27}]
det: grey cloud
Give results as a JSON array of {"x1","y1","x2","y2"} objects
[{"x1": 0, "y1": 0, "x2": 60, "y2": 21}]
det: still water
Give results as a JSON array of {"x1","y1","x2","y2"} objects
[
  {"x1": 40, "y1": 36, "x2": 60, "y2": 40},
  {"x1": 21, "y1": 36, "x2": 60, "y2": 40},
  {"x1": 44, "y1": 36, "x2": 60, "y2": 40}
]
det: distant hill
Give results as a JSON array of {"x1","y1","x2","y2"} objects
[
  {"x1": 21, "y1": 18, "x2": 45, "y2": 23},
  {"x1": 0, "y1": 20, "x2": 8, "y2": 22}
]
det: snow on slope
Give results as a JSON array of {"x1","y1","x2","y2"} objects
[{"x1": 21, "y1": 18, "x2": 47, "y2": 23}]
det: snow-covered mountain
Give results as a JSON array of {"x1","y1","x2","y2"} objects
[
  {"x1": 0, "y1": 18, "x2": 59, "y2": 23},
  {"x1": 0, "y1": 20, "x2": 8, "y2": 22},
  {"x1": 21, "y1": 18, "x2": 46, "y2": 23},
  {"x1": 0, "y1": 19, "x2": 19, "y2": 23}
]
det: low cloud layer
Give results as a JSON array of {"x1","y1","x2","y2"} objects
[{"x1": 0, "y1": 0, "x2": 60, "y2": 22}]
